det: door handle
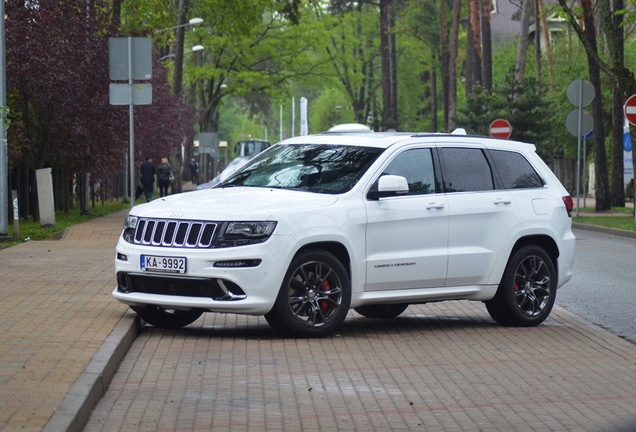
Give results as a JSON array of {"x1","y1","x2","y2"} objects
[
  {"x1": 425, "y1": 202, "x2": 445, "y2": 209},
  {"x1": 493, "y1": 198, "x2": 512, "y2": 205}
]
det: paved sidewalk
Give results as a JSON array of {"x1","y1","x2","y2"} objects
[
  {"x1": 0, "y1": 208, "x2": 135, "y2": 432},
  {"x1": 1, "y1": 191, "x2": 636, "y2": 431}
]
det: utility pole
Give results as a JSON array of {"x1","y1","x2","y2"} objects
[{"x1": 0, "y1": 0, "x2": 10, "y2": 240}]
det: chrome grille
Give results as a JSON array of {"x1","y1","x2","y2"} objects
[{"x1": 133, "y1": 218, "x2": 217, "y2": 248}]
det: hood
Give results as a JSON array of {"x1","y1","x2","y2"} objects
[{"x1": 130, "y1": 187, "x2": 339, "y2": 220}]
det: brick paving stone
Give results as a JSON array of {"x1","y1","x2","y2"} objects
[{"x1": 84, "y1": 302, "x2": 636, "y2": 432}]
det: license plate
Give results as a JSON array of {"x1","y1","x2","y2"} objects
[{"x1": 141, "y1": 255, "x2": 187, "y2": 274}]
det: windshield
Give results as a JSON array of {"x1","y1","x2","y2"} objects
[{"x1": 220, "y1": 144, "x2": 384, "y2": 194}]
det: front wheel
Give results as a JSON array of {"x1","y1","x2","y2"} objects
[
  {"x1": 485, "y1": 245, "x2": 556, "y2": 327},
  {"x1": 131, "y1": 306, "x2": 203, "y2": 329},
  {"x1": 265, "y1": 250, "x2": 351, "y2": 338}
]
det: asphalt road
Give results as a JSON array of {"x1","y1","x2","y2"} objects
[{"x1": 557, "y1": 228, "x2": 636, "y2": 343}]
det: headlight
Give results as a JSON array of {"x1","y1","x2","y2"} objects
[
  {"x1": 214, "y1": 221, "x2": 277, "y2": 247},
  {"x1": 122, "y1": 214, "x2": 138, "y2": 243},
  {"x1": 124, "y1": 214, "x2": 138, "y2": 230}
]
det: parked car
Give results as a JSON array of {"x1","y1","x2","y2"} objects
[
  {"x1": 114, "y1": 129, "x2": 575, "y2": 337},
  {"x1": 195, "y1": 139, "x2": 271, "y2": 190}
]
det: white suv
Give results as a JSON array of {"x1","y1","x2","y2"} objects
[{"x1": 114, "y1": 130, "x2": 575, "y2": 337}]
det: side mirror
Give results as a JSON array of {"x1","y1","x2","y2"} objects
[{"x1": 367, "y1": 175, "x2": 409, "y2": 200}]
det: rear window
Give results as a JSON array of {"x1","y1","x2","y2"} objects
[{"x1": 489, "y1": 150, "x2": 544, "y2": 189}]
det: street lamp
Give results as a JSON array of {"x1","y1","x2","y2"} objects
[
  {"x1": 160, "y1": 45, "x2": 204, "y2": 61},
  {"x1": 156, "y1": 17, "x2": 204, "y2": 32}
]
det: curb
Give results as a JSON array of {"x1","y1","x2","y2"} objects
[
  {"x1": 43, "y1": 311, "x2": 142, "y2": 432},
  {"x1": 572, "y1": 222, "x2": 636, "y2": 239}
]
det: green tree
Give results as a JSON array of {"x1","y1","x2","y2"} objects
[{"x1": 454, "y1": 68, "x2": 558, "y2": 159}]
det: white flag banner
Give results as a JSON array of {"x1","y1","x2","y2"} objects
[{"x1": 300, "y1": 97, "x2": 308, "y2": 136}]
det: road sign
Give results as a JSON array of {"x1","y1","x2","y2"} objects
[
  {"x1": 109, "y1": 37, "x2": 152, "y2": 81},
  {"x1": 109, "y1": 83, "x2": 152, "y2": 105},
  {"x1": 624, "y1": 95, "x2": 636, "y2": 125},
  {"x1": 489, "y1": 118, "x2": 512, "y2": 139},
  {"x1": 566, "y1": 109, "x2": 593, "y2": 137},
  {"x1": 567, "y1": 79, "x2": 595, "y2": 107}
]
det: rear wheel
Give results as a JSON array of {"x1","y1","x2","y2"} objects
[
  {"x1": 265, "y1": 250, "x2": 351, "y2": 338},
  {"x1": 354, "y1": 303, "x2": 408, "y2": 319},
  {"x1": 131, "y1": 306, "x2": 203, "y2": 329},
  {"x1": 486, "y1": 245, "x2": 556, "y2": 327}
]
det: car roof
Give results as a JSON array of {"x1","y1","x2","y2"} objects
[{"x1": 278, "y1": 130, "x2": 536, "y2": 152}]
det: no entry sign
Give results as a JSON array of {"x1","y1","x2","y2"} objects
[
  {"x1": 624, "y1": 95, "x2": 636, "y2": 126},
  {"x1": 489, "y1": 118, "x2": 512, "y2": 139}
]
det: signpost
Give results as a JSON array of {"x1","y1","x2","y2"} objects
[
  {"x1": 109, "y1": 37, "x2": 152, "y2": 207},
  {"x1": 489, "y1": 118, "x2": 512, "y2": 139},
  {"x1": 566, "y1": 78, "x2": 595, "y2": 217},
  {"x1": 624, "y1": 95, "x2": 636, "y2": 223}
]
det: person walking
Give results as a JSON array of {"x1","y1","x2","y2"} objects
[
  {"x1": 157, "y1": 157, "x2": 173, "y2": 197},
  {"x1": 139, "y1": 157, "x2": 156, "y2": 202},
  {"x1": 189, "y1": 158, "x2": 198, "y2": 185}
]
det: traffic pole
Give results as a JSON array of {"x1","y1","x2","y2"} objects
[{"x1": 0, "y1": 0, "x2": 10, "y2": 240}]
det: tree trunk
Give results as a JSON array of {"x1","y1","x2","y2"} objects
[
  {"x1": 538, "y1": 0, "x2": 556, "y2": 91},
  {"x1": 111, "y1": 0, "x2": 122, "y2": 28},
  {"x1": 441, "y1": 0, "x2": 450, "y2": 130},
  {"x1": 447, "y1": 0, "x2": 461, "y2": 130},
  {"x1": 600, "y1": 0, "x2": 626, "y2": 206},
  {"x1": 480, "y1": 0, "x2": 492, "y2": 92},
  {"x1": 466, "y1": 0, "x2": 482, "y2": 95},
  {"x1": 431, "y1": 65, "x2": 438, "y2": 131},
  {"x1": 173, "y1": 0, "x2": 190, "y2": 97},
  {"x1": 390, "y1": 14, "x2": 398, "y2": 129},
  {"x1": 380, "y1": 0, "x2": 396, "y2": 130},
  {"x1": 515, "y1": 0, "x2": 532, "y2": 83},
  {"x1": 580, "y1": 0, "x2": 611, "y2": 211}
]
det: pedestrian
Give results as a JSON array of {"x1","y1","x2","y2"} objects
[
  {"x1": 157, "y1": 157, "x2": 173, "y2": 197},
  {"x1": 139, "y1": 157, "x2": 155, "y2": 202},
  {"x1": 189, "y1": 158, "x2": 198, "y2": 185}
]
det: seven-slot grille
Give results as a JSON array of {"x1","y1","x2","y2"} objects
[{"x1": 133, "y1": 218, "x2": 217, "y2": 248}]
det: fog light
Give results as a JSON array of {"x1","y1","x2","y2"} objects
[
  {"x1": 117, "y1": 252, "x2": 128, "y2": 261},
  {"x1": 214, "y1": 259, "x2": 261, "y2": 268}
]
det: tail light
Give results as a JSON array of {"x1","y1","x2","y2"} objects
[{"x1": 562, "y1": 196, "x2": 573, "y2": 217}]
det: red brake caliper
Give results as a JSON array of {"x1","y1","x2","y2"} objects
[{"x1": 320, "y1": 279, "x2": 331, "y2": 313}]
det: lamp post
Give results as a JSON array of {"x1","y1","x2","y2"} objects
[
  {"x1": 160, "y1": 45, "x2": 204, "y2": 61},
  {"x1": 156, "y1": 17, "x2": 203, "y2": 33}
]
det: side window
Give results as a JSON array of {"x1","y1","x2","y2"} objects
[
  {"x1": 438, "y1": 148, "x2": 494, "y2": 192},
  {"x1": 490, "y1": 150, "x2": 544, "y2": 189},
  {"x1": 381, "y1": 148, "x2": 436, "y2": 195}
]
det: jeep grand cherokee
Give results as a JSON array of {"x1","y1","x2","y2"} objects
[{"x1": 113, "y1": 130, "x2": 575, "y2": 337}]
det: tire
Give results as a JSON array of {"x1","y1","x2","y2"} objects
[
  {"x1": 265, "y1": 250, "x2": 351, "y2": 338},
  {"x1": 485, "y1": 245, "x2": 556, "y2": 327},
  {"x1": 354, "y1": 303, "x2": 408, "y2": 319},
  {"x1": 131, "y1": 306, "x2": 203, "y2": 329}
]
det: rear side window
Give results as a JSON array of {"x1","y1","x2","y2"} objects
[
  {"x1": 438, "y1": 148, "x2": 494, "y2": 192},
  {"x1": 489, "y1": 150, "x2": 544, "y2": 189}
]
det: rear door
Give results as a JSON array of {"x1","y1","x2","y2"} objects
[
  {"x1": 364, "y1": 147, "x2": 449, "y2": 291},
  {"x1": 437, "y1": 146, "x2": 521, "y2": 287}
]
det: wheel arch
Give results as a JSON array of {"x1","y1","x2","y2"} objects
[
  {"x1": 511, "y1": 235, "x2": 560, "y2": 275},
  {"x1": 294, "y1": 241, "x2": 351, "y2": 278}
]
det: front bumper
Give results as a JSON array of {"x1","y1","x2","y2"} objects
[{"x1": 112, "y1": 235, "x2": 291, "y2": 315}]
